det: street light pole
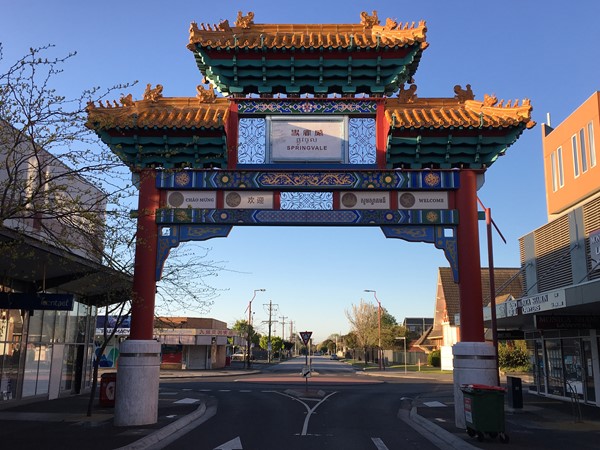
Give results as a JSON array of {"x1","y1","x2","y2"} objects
[
  {"x1": 245, "y1": 289, "x2": 265, "y2": 369},
  {"x1": 364, "y1": 290, "x2": 383, "y2": 370}
]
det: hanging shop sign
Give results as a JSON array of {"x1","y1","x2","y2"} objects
[
  {"x1": 521, "y1": 289, "x2": 566, "y2": 314},
  {"x1": 0, "y1": 293, "x2": 74, "y2": 311},
  {"x1": 534, "y1": 315, "x2": 600, "y2": 330}
]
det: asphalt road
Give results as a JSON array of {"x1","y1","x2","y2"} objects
[{"x1": 156, "y1": 357, "x2": 448, "y2": 450}]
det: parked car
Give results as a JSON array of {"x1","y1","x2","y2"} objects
[{"x1": 330, "y1": 354, "x2": 339, "y2": 360}]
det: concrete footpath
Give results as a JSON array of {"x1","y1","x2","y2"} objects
[{"x1": 1, "y1": 366, "x2": 599, "y2": 449}]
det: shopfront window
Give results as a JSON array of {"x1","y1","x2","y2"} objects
[
  {"x1": 545, "y1": 339, "x2": 564, "y2": 396},
  {"x1": 0, "y1": 310, "x2": 22, "y2": 402},
  {"x1": 562, "y1": 338, "x2": 584, "y2": 399}
]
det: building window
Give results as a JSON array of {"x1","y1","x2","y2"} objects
[
  {"x1": 572, "y1": 134, "x2": 580, "y2": 177},
  {"x1": 557, "y1": 147, "x2": 564, "y2": 187},
  {"x1": 551, "y1": 152, "x2": 557, "y2": 192},
  {"x1": 579, "y1": 128, "x2": 588, "y2": 173},
  {"x1": 589, "y1": 122, "x2": 596, "y2": 168}
]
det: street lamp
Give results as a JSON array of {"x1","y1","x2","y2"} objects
[
  {"x1": 364, "y1": 289, "x2": 383, "y2": 370},
  {"x1": 245, "y1": 289, "x2": 265, "y2": 369}
]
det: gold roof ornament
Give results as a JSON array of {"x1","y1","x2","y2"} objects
[
  {"x1": 398, "y1": 84, "x2": 418, "y2": 103},
  {"x1": 196, "y1": 84, "x2": 217, "y2": 103},
  {"x1": 86, "y1": 96, "x2": 229, "y2": 130},
  {"x1": 143, "y1": 84, "x2": 163, "y2": 102},
  {"x1": 454, "y1": 84, "x2": 475, "y2": 102},
  {"x1": 385, "y1": 92, "x2": 535, "y2": 130},
  {"x1": 235, "y1": 11, "x2": 254, "y2": 29},
  {"x1": 188, "y1": 12, "x2": 428, "y2": 51},
  {"x1": 360, "y1": 10, "x2": 380, "y2": 28}
]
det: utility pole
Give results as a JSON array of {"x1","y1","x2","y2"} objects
[
  {"x1": 280, "y1": 315, "x2": 288, "y2": 340},
  {"x1": 279, "y1": 315, "x2": 288, "y2": 360},
  {"x1": 264, "y1": 299, "x2": 278, "y2": 363}
]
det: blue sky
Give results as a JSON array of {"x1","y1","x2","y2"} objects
[{"x1": 2, "y1": 1, "x2": 600, "y2": 342}]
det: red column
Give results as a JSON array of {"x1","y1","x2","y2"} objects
[
  {"x1": 375, "y1": 99, "x2": 389, "y2": 169},
  {"x1": 130, "y1": 169, "x2": 159, "y2": 340},
  {"x1": 455, "y1": 170, "x2": 484, "y2": 342}
]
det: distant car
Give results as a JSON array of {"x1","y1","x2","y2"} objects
[
  {"x1": 330, "y1": 354, "x2": 339, "y2": 360},
  {"x1": 231, "y1": 352, "x2": 246, "y2": 361}
]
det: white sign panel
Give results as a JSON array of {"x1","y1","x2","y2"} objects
[
  {"x1": 224, "y1": 191, "x2": 274, "y2": 209},
  {"x1": 505, "y1": 299, "x2": 519, "y2": 317},
  {"x1": 483, "y1": 303, "x2": 507, "y2": 321},
  {"x1": 521, "y1": 289, "x2": 566, "y2": 314},
  {"x1": 590, "y1": 229, "x2": 600, "y2": 271},
  {"x1": 269, "y1": 116, "x2": 345, "y2": 162},
  {"x1": 339, "y1": 192, "x2": 390, "y2": 209},
  {"x1": 398, "y1": 191, "x2": 449, "y2": 209},
  {"x1": 166, "y1": 191, "x2": 216, "y2": 209}
]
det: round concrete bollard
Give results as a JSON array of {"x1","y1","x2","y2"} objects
[
  {"x1": 114, "y1": 339, "x2": 162, "y2": 426},
  {"x1": 452, "y1": 342, "x2": 498, "y2": 429}
]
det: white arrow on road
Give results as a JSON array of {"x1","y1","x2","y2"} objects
[{"x1": 214, "y1": 436, "x2": 242, "y2": 450}]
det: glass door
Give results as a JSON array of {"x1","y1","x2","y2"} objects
[
  {"x1": 583, "y1": 339, "x2": 596, "y2": 403},
  {"x1": 533, "y1": 340, "x2": 545, "y2": 393}
]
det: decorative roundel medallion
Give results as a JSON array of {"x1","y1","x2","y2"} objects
[
  {"x1": 341, "y1": 193, "x2": 357, "y2": 208},
  {"x1": 426, "y1": 211, "x2": 440, "y2": 222},
  {"x1": 167, "y1": 192, "x2": 184, "y2": 208},
  {"x1": 226, "y1": 192, "x2": 242, "y2": 207},
  {"x1": 175, "y1": 210, "x2": 189, "y2": 222},
  {"x1": 175, "y1": 172, "x2": 190, "y2": 186},
  {"x1": 399, "y1": 193, "x2": 416, "y2": 208},
  {"x1": 424, "y1": 172, "x2": 441, "y2": 187}
]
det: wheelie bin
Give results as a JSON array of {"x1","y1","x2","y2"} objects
[
  {"x1": 461, "y1": 383, "x2": 509, "y2": 443},
  {"x1": 99, "y1": 372, "x2": 117, "y2": 407}
]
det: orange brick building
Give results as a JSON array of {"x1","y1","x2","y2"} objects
[{"x1": 495, "y1": 92, "x2": 600, "y2": 406}]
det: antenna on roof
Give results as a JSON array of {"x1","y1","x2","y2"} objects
[{"x1": 546, "y1": 112, "x2": 551, "y2": 127}]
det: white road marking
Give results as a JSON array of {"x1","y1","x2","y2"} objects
[
  {"x1": 213, "y1": 436, "x2": 242, "y2": 450},
  {"x1": 371, "y1": 437, "x2": 389, "y2": 450},
  {"x1": 423, "y1": 401, "x2": 446, "y2": 407},
  {"x1": 271, "y1": 390, "x2": 338, "y2": 436},
  {"x1": 174, "y1": 398, "x2": 201, "y2": 404}
]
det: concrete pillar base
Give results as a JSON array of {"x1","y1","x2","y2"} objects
[
  {"x1": 114, "y1": 339, "x2": 161, "y2": 426},
  {"x1": 452, "y1": 341, "x2": 498, "y2": 429}
]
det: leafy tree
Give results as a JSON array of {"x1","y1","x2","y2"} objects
[
  {"x1": 345, "y1": 299, "x2": 378, "y2": 364},
  {"x1": 259, "y1": 335, "x2": 283, "y2": 355},
  {"x1": 0, "y1": 44, "x2": 225, "y2": 415},
  {"x1": 498, "y1": 340, "x2": 530, "y2": 370}
]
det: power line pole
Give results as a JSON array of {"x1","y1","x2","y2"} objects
[
  {"x1": 264, "y1": 299, "x2": 278, "y2": 363},
  {"x1": 279, "y1": 315, "x2": 288, "y2": 360},
  {"x1": 280, "y1": 315, "x2": 288, "y2": 340}
]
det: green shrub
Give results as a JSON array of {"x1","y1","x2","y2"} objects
[
  {"x1": 498, "y1": 341, "x2": 530, "y2": 370},
  {"x1": 428, "y1": 349, "x2": 441, "y2": 367}
]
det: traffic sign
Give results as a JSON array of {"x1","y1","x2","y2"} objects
[{"x1": 299, "y1": 331, "x2": 312, "y2": 345}]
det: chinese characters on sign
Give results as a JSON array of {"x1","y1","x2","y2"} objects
[
  {"x1": 270, "y1": 117, "x2": 345, "y2": 162},
  {"x1": 224, "y1": 191, "x2": 274, "y2": 209}
]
